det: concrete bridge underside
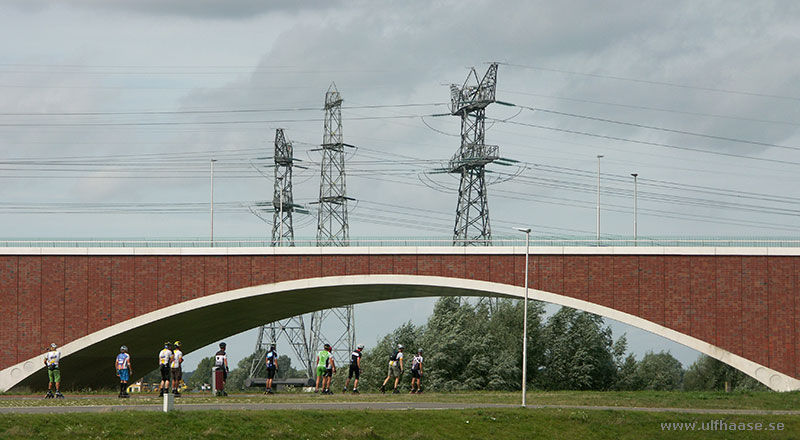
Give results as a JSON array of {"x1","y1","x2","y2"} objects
[{"x1": 2, "y1": 275, "x2": 799, "y2": 392}]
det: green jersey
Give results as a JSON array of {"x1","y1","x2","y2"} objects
[{"x1": 317, "y1": 350, "x2": 331, "y2": 368}]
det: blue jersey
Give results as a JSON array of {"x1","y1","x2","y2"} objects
[
  {"x1": 266, "y1": 350, "x2": 277, "y2": 369},
  {"x1": 116, "y1": 353, "x2": 130, "y2": 370}
]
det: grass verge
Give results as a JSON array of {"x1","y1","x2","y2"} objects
[
  {"x1": 0, "y1": 390, "x2": 798, "y2": 410},
  {"x1": 0, "y1": 408, "x2": 798, "y2": 439}
]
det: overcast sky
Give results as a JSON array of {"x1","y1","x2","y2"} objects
[{"x1": 2, "y1": 1, "x2": 800, "y2": 371}]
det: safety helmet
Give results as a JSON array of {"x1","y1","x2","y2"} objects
[
  {"x1": 219, "y1": 342, "x2": 226, "y2": 349},
  {"x1": 174, "y1": 340, "x2": 181, "y2": 347},
  {"x1": 417, "y1": 348, "x2": 423, "y2": 354},
  {"x1": 50, "y1": 343, "x2": 57, "y2": 350},
  {"x1": 324, "y1": 343, "x2": 331, "y2": 349},
  {"x1": 120, "y1": 345, "x2": 128, "y2": 353},
  {"x1": 164, "y1": 341, "x2": 171, "y2": 348},
  {"x1": 397, "y1": 344, "x2": 404, "y2": 350},
  {"x1": 270, "y1": 343, "x2": 276, "y2": 349},
  {"x1": 357, "y1": 344, "x2": 365, "y2": 350}
]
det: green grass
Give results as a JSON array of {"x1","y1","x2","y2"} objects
[
  {"x1": 0, "y1": 408, "x2": 797, "y2": 439},
  {"x1": 1, "y1": 390, "x2": 798, "y2": 410}
]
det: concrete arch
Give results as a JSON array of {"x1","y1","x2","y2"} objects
[{"x1": 3, "y1": 275, "x2": 798, "y2": 392}]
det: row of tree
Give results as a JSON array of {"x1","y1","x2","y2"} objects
[
  {"x1": 161, "y1": 298, "x2": 765, "y2": 392},
  {"x1": 350, "y1": 298, "x2": 765, "y2": 392}
]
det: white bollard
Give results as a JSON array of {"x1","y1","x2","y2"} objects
[{"x1": 163, "y1": 391, "x2": 174, "y2": 412}]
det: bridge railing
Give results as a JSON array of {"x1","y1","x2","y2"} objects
[{"x1": 1, "y1": 237, "x2": 800, "y2": 248}]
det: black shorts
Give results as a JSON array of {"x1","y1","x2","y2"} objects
[
  {"x1": 411, "y1": 369, "x2": 421, "y2": 379},
  {"x1": 171, "y1": 368, "x2": 182, "y2": 383},
  {"x1": 323, "y1": 368, "x2": 333, "y2": 378},
  {"x1": 348, "y1": 364, "x2": 360, "y2": 379},
  {"x1": 266, "y1": 367, "x2": 276, "y2": 379},
  {"x1": 160, "y1": 365, "x2": 170, "y2": 381}
]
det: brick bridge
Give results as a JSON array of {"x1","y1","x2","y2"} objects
[{"x1": 0, "y1": 245, "x2": 798, "y2": 391}]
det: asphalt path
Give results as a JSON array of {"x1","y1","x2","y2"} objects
[{"x1": 2, "y1": 401, "x2": 800, "y2": 415}]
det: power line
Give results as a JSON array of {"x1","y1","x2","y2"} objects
[
  {"x1": 0, "y1": 103, "x2": 445, "y2": 117},
  {"x1": 500, "y1": 90, "x2": 800, "y2": 128},
  {"x1": 0, "y1": 114, "x2": 436, "y2": 128},
  {"x1": 490, "y1": 118, "x2": 800, "y2": 167},
  {"x1": 515, "y1": 105, "x2": 800, "y2": 153},
  {"x1": 499, "y1": 62, "x2": 800, "y2": 102}
]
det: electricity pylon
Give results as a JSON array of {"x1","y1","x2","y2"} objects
[
  {"x1": 248, "y1": 129, "x2": 313, "y2": 382},
  {"x1": 311, "y1": 83, "x2": 356, "y2": 366},
  {"x1": 449, "y1": 63, "x2": 499, "y2": 246}
]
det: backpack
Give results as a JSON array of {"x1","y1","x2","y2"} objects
[{"x1": 389, "y1": 350, "x2": 399, "y2": 362}]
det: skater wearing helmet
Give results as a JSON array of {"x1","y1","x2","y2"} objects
[
  {"x1": 344, "y1": 344, "x2": 365, "y2": 394},
  {"x1": 115, "y1": 345, "x2": 132, "y2": 398},
  {"x1": 43, "y1": 343, "x2": 63, "y2": 399},
  {"x1": 410, "y1": 349, "x2": 424, "y2": 394},
  {"x1": 214, "y1": 342, "x2": 229, "y2": 396},
  {"x1": 264, "y1": 343, "x2": 278, "y2": 395},
  {"x1": 171, "y1": 340, "x2": 184, "y2": 396},
  {"x1": 323, "y1": 344, "x2": 336, "y2": 394},
  {"x1": 380, "y1": 344, "x2": 404, "y2": 394},
  {"x1": 315, "y1": 343, "x2": 332, "y2": 393},
  {"x1": 157, "y1": 341, "x2": 173, "y2": 397}
]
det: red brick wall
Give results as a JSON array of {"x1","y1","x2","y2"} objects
[
  {"x1": 1, "y1": 252, "x2": 799, "y2": 381},
  {"x1": 0, "y1": 257, "x2": 18, "y2": 364}
]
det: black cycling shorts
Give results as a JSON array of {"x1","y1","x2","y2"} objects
[
  {"x1": 411, "y1": 369, "x2": 421, "y2": 379},
  {"x1": 160, "y1": 365, "x2": 170, "y2": 381},
  {"x1": 266, "y1": 367, "x2": 276, "y2": 379},
  {"x1": 348, "y1": 364, "x2": 360, "y2": 379},
  {"x1": 323, "y1": 368, "x2": 333, "y2": 377}
]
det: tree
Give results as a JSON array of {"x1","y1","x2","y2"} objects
[
  {"x1": 186, "y1": 356, "x2": 214, "y2": 389},
  {"x1": 631, "y1": 351, "x2": 683, "y2": 391},
  {"x1": 360, "y1": 321, "x2": 423, "y2": 392},
  {"x1": 537, "y1": 308, "x2": 618, "y2": 390},
  {"x1": 226, "y1": 351, "x2": 262, "y2": 390},
  {"x1": 683, "y1": 355, "x2": 766, "y2": 391},
  {"x1": 614, "y1": 354, "x2": 640, "y2": 390}
]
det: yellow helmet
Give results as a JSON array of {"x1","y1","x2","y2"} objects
[{"x1": 174, "y1": 340, "x2": 182, "y2": 347}]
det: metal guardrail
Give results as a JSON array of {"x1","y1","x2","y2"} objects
[{"x1": 0, "y1": 237, "x2": 800, "y2": 248}]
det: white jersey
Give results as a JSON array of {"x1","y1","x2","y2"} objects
[
  {"x1": 215, "y1": 350, "x2": 227, "y2": 367},
  {"x1": 44, "y1": 350, "x2": 61, "y2": 367},
  {"x1": 171, "y1": 349, "x2": 183, "y2": 369},
  {"x1": 389, "y1": 351, "x2": 404, "y2": 367},
  {"x1": 412, "y1": 355, "x2": 423, "y2": 370},
  {"x1": 158, "y1": 348, "x2": 172, "y2": 366}
]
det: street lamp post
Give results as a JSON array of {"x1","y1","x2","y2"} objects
[
  {"x1": 514, "y1": 227, "x2": 531, "y2": 408},
  {"x1": 210, "y1": 159, "x2": 217, "y2": 245},
  {"x1": 631, "y1": 173, "x2": 638, "y2": 246},
  {"x1": 596, "y1": 155, "x2": 604, "y2": 245}
]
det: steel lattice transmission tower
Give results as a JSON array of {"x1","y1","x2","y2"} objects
[
  {"x1": 248, "y1": 129, "x2": 313, "y2": 383},
  {"x1": 310, "y1": 83, "x2": 356, "y2": 366},
  {"x1": 449, "y1": 63, "x2": 500, "y2": 246}
]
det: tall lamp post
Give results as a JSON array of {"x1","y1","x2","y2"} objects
[
  {"x1": 514, "y1": 227, "x2": 531, "y2": 408},
  {"x1": 210, "y1": 159, "x2": 217, "y2": 245},
  {"x1": 596, "y1": 155, "x2": 604, "y2": 245},
  {"x1": 631, "y1": 173, "x2": 638, "y2": 246}
]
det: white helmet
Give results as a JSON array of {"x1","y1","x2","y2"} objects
[
  {"x1": 50, "y1": 343, "x2": 57, "y2": 350},
  {"x1": 357, "y1": 344, "x2": 365, "y2": 350},
  {"x1": 120, "y1": 345, "x2": 128, "y2": 353},
  {"x1": 397, "y1": 344, "x2": 404, "y2": 350}
]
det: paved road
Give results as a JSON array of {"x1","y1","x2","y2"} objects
[{"x1": 2, "y1": 401, "x2": 799, "y2": 415}]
